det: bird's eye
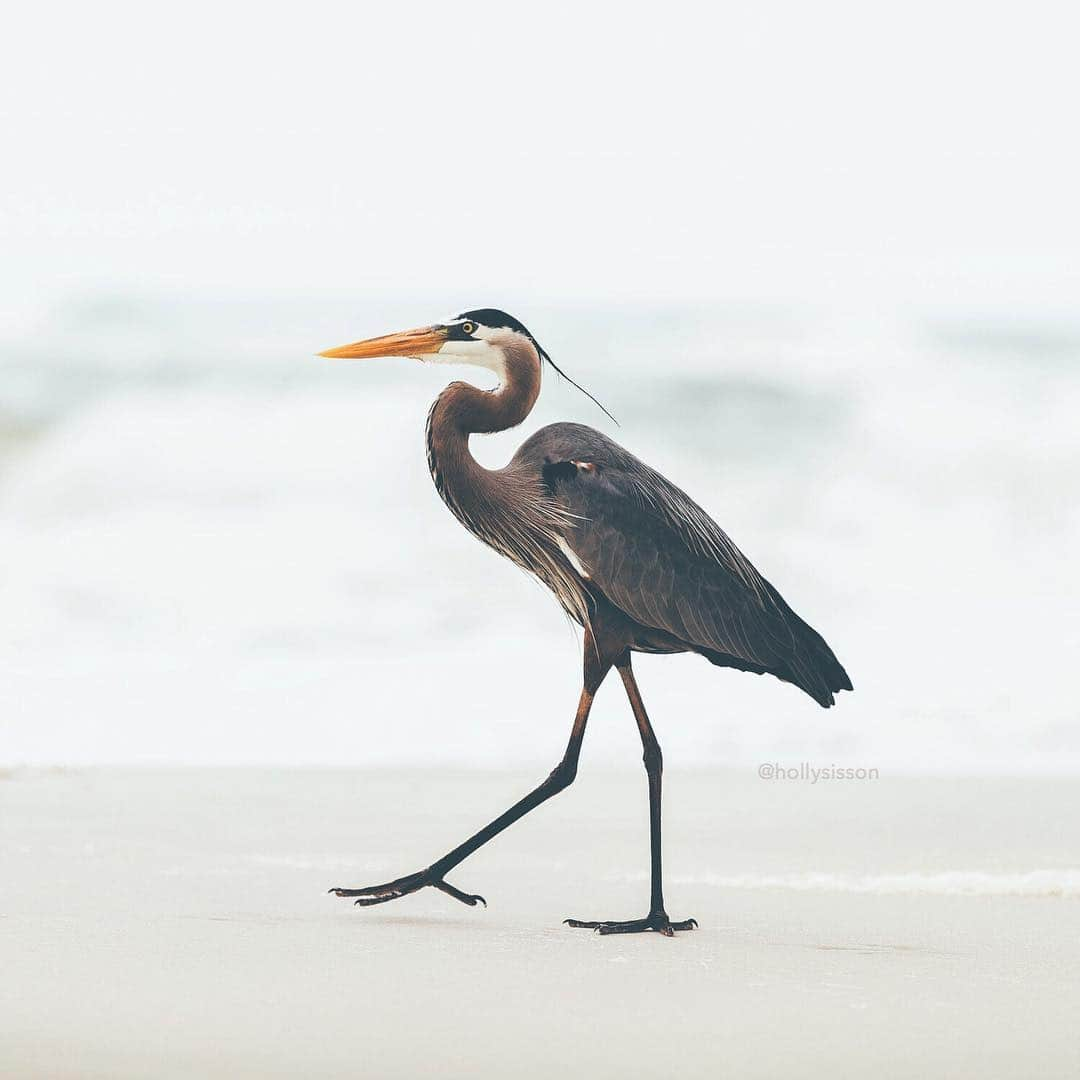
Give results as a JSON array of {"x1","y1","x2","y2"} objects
[{"x1": 460, "y1": 321, "x2": 476, "y2": 335}]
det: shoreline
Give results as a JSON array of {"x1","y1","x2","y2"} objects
[{"x1": 3, "y1": 768, "x2": 1079, "y2": 1077}]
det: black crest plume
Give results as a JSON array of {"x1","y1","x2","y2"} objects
[{"x1": 456, "y1": 309, "x2": 618, "y2": 426}]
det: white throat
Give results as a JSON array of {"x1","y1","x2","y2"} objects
[{"x1": 430, "y1": 325, "x2": 523, "y2": 386}]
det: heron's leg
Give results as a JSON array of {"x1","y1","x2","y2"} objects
[
  {"x1": 330, "y1": 629, "x2": 613, "y2": 908},
  {"x1": 565, "y1": 655, "x2": 697, "y2": 936}
]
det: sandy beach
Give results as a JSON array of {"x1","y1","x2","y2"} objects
[{"x1": 3, "y1": 767, "x2": 1079, "y2": 1078}]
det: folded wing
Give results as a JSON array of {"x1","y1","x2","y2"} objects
[{"x1": 526, "y1": 424, "x2": 852, "y2": 707}]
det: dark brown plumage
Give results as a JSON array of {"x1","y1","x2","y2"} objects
[{"x1": 321, "y1": 308, "x2": 851, "y2": 935}]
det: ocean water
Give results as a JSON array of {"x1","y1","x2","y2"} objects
[{"x1": 1, "y1": 294, "x2": 1078, "y2": 771}]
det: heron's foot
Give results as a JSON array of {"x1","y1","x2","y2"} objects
[
  {"x1": 329, "y1": 869, "x2": 486, "y2": 909},
  {"x1": 564, "y1": 912, "x2": 697, "y2": 937}
]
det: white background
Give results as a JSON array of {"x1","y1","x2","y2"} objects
[{"x1": 2, "y1": 1, "x2": 1078, "y2": 770}]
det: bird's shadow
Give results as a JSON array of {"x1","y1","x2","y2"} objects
[{"x1": 353, "y1": 913, "x2": 487, "y2": 931}]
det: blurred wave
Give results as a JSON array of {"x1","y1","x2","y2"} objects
[
  {"x1": 658, "y1": 870, "x2": 1080, "y2": 898},
  {"x1": 1, "y1": 294, "x2": 1078, "y2": 770}
]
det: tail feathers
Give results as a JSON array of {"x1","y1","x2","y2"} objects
[
  {"x1": 697, "y1": 587, "x2": 853, "y2": 708},
  {"x1": 767, "y1": 586, "x2": 853, "y2": 708},
  {"x1": 785, "y1": 644, "x2": 853, "y2": 708}
]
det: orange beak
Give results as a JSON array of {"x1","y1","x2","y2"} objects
[{"x1": 318, "y1": 325, "x2": 449, "y2": 360}]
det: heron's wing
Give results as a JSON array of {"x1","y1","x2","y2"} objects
[{"x1": 542, "y1": 453, "x2": 850, "y2": 705}]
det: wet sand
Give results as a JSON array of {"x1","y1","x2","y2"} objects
[{"x1": 2, "y1": 768, "x2": 1079, "y2": 1078}]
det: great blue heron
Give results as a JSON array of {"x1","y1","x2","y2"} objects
[{"x1": 320, "y1": 309, "x2": 852, "y2": 936}]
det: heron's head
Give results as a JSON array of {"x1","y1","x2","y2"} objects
[
  {"x1": 319, "y1": 309, "x2": 541, "y2": 378},
  {"x1": 319, "y1": 308, "x2": 615, "y2": 421}
]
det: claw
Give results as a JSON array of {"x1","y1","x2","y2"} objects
[
  {"x1": 329, "y1": 871, "x2": 487, "y2": 910},
  {"x1": 565, "y1": 914, "x2": 698, "y2": 936},
  {"x1": 433, "y1": 878, "x2": 487, "y2": 907},
  {"x1": 353, "y1": 892, "x2": 402, "y2": 907}
]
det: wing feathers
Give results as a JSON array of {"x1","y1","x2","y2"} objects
[{"x1": 532, "y1": 428, "x2": 851, "y2": 707}]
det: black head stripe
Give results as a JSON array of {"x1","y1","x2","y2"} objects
[
  {"x1": 445, "y1": 321, "x2": 477, "y2": 342},
  {"x1": 451, "y1": 307, "x2": 617, "y2": 425},
  {"x1": 452, "y1": 308, "x2": 547, "y2": 357},
  {"x1": 454, "y1": 308, "x2": 533, "y2": 336}
]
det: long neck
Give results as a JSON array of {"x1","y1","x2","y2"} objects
[
  {"x1": 424, "y1": 336, "x2": 591, "y2": 625},
  {"x1": 425, "y1": 337, "x2": 541, "y2": 509},
  {"x1": 432, "y1": 335, "x2": 541, "y2": 438}
]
